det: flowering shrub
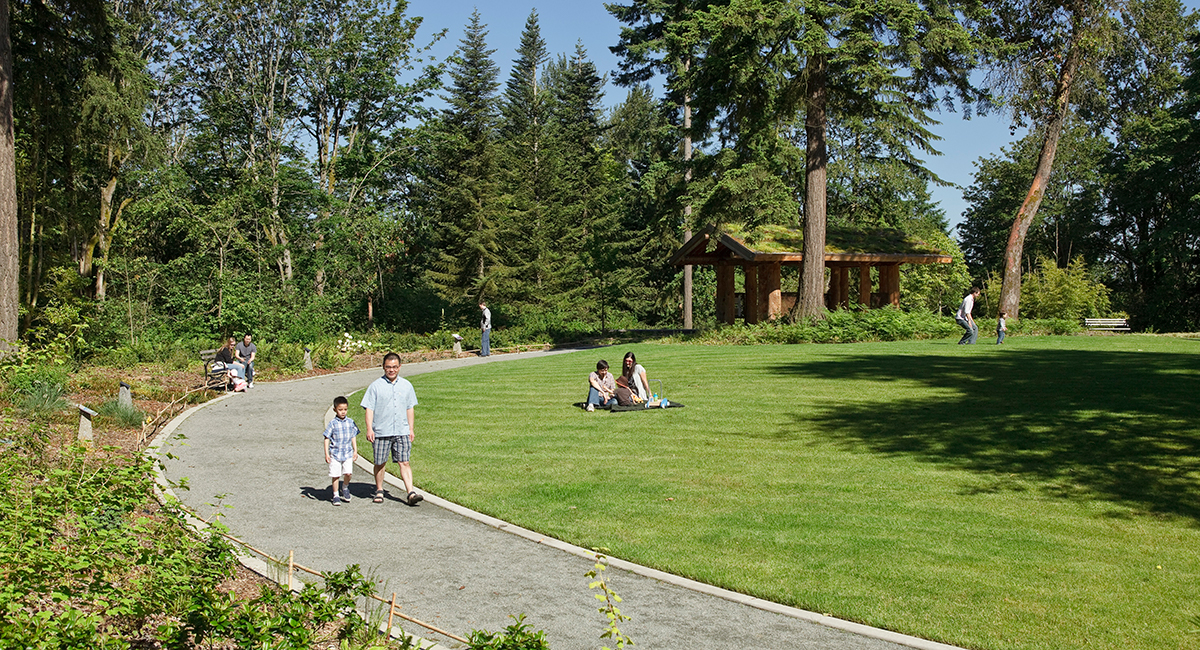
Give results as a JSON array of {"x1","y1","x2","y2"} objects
[{"x1": 338, "y1": 332, "x2": 374, "y2": 354}]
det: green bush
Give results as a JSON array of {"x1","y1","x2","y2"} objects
[
  {"x1": 258, "y1": 341, "x2": 307, "y2": 370},
  {"x1": 688, "y1": 307, "x2": 959, "y2": 345},
  {"x1": 0, "y1": 440, "x2": 410, "y2": 649},
  {"x1": 981, "y1": 257, "x2": 1113, "y2": 321},
  {"x1": 99, "y1": 346, "x2": 141, "y2": 369},
  {"x1": 468, "y1": 614, "x2": 550, "y2": 650}
]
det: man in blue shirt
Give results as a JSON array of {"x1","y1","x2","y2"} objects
[{"x1": 361, "y1": 352, "x2": 422, "y2": 505}]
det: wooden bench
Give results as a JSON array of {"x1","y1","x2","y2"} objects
[
  {"x1": 1084, "y1": 318, "x2": 1130, "y2": 332},
  {"x1": 200, "y1": 349, "x2": 232, "y2": 391}
]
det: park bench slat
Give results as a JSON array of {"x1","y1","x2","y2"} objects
[{"x1": 1084, "y1": 318, "x2": 1131, "y2": 332}]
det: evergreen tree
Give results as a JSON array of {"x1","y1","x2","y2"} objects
[
  {"x1": 606, "y1": 85, "x2": 689, "y2": 323},
  {"x1": 425, "y1": 9, "x2": 504, "y2": 312},
  {"x1": 545, "y1": 43, "x2": 626, "y2": 326},
  {"x1": 497, "y1": 10, "x2": 552, "y2": 303},
  {"x1": 615, "y1": 0, "x2": 993, "y2": 320}
]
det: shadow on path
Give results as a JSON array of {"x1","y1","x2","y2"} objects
[{"x1": 769, "y1": 349, "x2": 1200, "y2": 523}]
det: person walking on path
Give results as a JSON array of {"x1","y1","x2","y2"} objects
[
  {"x1": 479, "y1": 301, "x2": 491, "y2": 357},
  {"x1": 236, "y1": 333, "x2": 257, "y2": 388},
  {"x1": 956, "y1": 287, "x2": 980, "y2": 345},
  {"x1": 361, "y1": 353, "x2": 423, "y2": 505},
  {"x1": 323, "y1": 396, "x2": 359, "y2": 506}
]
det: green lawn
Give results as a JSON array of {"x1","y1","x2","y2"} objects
[{"x1": 353, "y1": 335, "x2": 1200, "y2": 650}]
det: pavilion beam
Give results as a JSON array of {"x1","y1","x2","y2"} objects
[
  {"x1": 744, "y1": 265, "x2": 760, "y2": 324},
  {"x1": 859, "y1": 264, "x2": 871, "y2": 306}
]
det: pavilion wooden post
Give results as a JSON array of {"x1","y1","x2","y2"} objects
[
  {"x1": 837, "y1": 266, "x2": 850, "y2": 309},
  {"x1": 880, "y1": 264, "x2": 900, "y2": 307},
  {"x1": 743, "y1": 265, "x2": 760, "y2": 324},
  {"x1": 716, "y1": 262, "x2": 736, "y2": 325},
  {"x1": 859, "y1": 264, "x2": 871, "y2": 306},
  {"x1": 763, "y1": 262, "x2": 781, "y2": 320},
  {"x1": 826, "y1": 264, "x2": 841, "y2": 310}
]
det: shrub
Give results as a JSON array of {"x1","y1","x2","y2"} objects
[
  {"x1": 467, "y1": 614, "x2": 550, "y2": 650},
  {"x1": 689, "y1": 307, "x2": 959, "y2": 345},
  {"x1": 18, "y1": 380, "x2": 70, "y2": 419},
  {"x1": 981, "y1": 257, "x2": 1113, "y2": 321},
  {"x1": 258, "y1": 341, "x2": 307, "y2": 370}
]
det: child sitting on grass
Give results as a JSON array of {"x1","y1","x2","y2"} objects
[{"x1": 323, "y1": 396, "x2": 359, "y2": 506}]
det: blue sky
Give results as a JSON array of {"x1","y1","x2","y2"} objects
[{"x1": 406, "y1": 0, "x2": 1200, "y2": 234}]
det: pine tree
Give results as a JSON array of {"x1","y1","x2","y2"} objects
[
  {"x1": 426, "y1": 9, "x2": 504, "y2": 312},
  {"x1": 497, "y1": 10, "x2": 552, "y2": 304},
  {"x1": 545, "y1": 43, "x2": 628, "y2": 327}
]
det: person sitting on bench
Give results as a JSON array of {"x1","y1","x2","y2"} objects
[{"x1": 213, "y1": 337, "x2": 246, "y2": 380}]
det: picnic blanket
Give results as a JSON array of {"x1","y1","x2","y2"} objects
[{"x1": 573, "y1": 401, "x2": 685, "y2": 412}]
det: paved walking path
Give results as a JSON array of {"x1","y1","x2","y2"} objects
[{"x1": 155, "y1": 351, "x2": 963, "y2": 650}]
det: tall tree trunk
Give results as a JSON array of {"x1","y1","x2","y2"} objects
[
  {"x1": 682, "y1": 81, "x2": 693, "y2": 330},
  {"x1": 999, "y1": 24, "x2": 1083, "y2": 320},
  {"x1": 0, "y1": 0, "x2": 17, "y2": 347},
  {"x1": 797, "y1": 52, "x2": 828, "y2": 320}
]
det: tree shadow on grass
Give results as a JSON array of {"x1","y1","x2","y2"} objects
[{"x1": 769, "y1": 349, "x2": 1200, "y2": 523}]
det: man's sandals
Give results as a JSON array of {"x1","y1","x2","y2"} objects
[{"x1": 372, "y1": 490, "x2": 422, "y2": 505}]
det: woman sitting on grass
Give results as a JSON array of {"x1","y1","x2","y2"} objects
[{"x1": 621, "y1": 352, "x2": 650, "y2": 402}]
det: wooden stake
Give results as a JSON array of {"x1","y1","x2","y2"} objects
[
  {"x1": 288, "y1": 550, "x2": 294, "y2": 589},
  {"x1": 388, "y1": 592, "x2": 397, "y2": 633}
]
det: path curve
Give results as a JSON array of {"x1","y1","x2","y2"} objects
[{"x1": 156, "y1": 351, "x2": 964, "y2": 650}]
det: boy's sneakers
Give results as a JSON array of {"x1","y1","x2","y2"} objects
[
  {"x1": 248, "y1": 382, "x2": 254, "y2": 388},
  {"x1": 332, "y1": 495, "x2": 342, "y2": 506},
  {"x1": 341, "y1": 486, "x2": 351, "y2": 501}
]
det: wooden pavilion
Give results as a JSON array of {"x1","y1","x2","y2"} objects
[{"x1": 668, "y1": 224, "x2": 953, "y2": 324}]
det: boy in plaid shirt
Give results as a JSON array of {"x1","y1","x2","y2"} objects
[{"x1": 323, "y1": 396, "x2": 359, "y2": 506}]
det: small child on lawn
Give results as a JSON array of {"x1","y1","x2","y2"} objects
[
  {"x1": 997, "y1": 311, "x2": 1008, "y2": 345},
  {"x1": 323, "y1": 396, "x2": 359, "y2": 506}
]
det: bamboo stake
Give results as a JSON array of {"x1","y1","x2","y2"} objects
[
  {"x1": 288, "y1": 550, "x2": 294, "y2": 589},
  {"x1": 388, "y1": 592, "x2": 396, "y2": 632}
]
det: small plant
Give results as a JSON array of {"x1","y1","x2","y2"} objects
[
  {"x1": 17, "y1": 379, "x2": 70, "y2": 418},
  {"x1": 467, "y1": 613, "x2": 550, "y2": 650},
  {"x1": 587, "y1": 549, "x2": 634, "y2": 650},
  {"x1": 99, "y1": 399, "x2": 145, "y2": 428}
]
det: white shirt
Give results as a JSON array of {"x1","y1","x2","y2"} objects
[
  {"x1": 957, "y1": 294, "x2": 975, "y2": 321},
  {"x1": 632, "y1": 364, "x2": 648, "y2": 400}
]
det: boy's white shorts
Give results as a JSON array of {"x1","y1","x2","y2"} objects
[{"x1": 328, "y1": 458, "x2": 354, "y2": 477}]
